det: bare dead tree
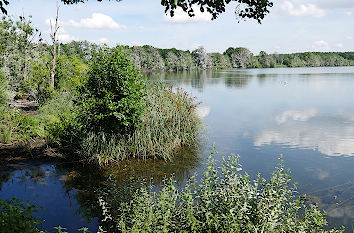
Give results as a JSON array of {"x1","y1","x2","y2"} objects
[{"x1": 49, "y1": 4, "x2": 60, "y2": 89}]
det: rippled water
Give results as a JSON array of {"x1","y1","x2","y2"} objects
[{"x1": 1, "y1": 67, "x2": 353, "y2": 232}]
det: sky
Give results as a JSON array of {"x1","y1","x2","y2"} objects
[{"x1": 5, "y1": 0, "x2": 354, "y2": 55}]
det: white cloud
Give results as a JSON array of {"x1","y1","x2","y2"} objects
[
  {"x1": 281, "y1": 0, "x2": 326, "y2": 18},
  {"x1": 346, "y1": 11, "x2": 353, "y2": 16},
  {"x1": 275, "y1": 109, "x2": 317, "y2": 124},
  {"x1": 56, "y1": 28, "x2": 77, "y2": 42},
  {"x1": 335, "y1": 43, "x2": 344, "y2": 48},
  {"x1": 312, "y1": 40, "x2": 330, "y2": 51},
  {"x1": 346, "y1": 36, "x2": 353, "y2": 40},
  {"x1": 97, "y1": 37, "x2": 109, "y2": 44},
  {"x1": 65, "y1": 13, "x2": 126, "y2": 30},
  {"x1": 164, "y1": 7, "x2": 212, "y2": 23},
  {"x1": 314, "y1": 40, "x2": 329, "y2": 47},
  {"x1": 44, "y1": 19, "x2": 77, "y2": 43},
  {"x1": 57, "y1": 33, "x2": 77, "y2": 42}
]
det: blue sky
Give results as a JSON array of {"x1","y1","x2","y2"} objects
[{"x1": 6, "y1": 0, "x2": 354, "y2": 55}]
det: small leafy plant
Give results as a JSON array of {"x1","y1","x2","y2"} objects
[{"x1": 0, "y1": 198, "x2": 43, "y2": 233}]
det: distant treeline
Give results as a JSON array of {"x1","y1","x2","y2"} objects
[{"x1": 60, "y1": 42, "x2": 354, "y2": 71}]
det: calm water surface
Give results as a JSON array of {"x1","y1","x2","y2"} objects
[{"x1": 1, "y1": 67, "x2": 354, "y2": 232}]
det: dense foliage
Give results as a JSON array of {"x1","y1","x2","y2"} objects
[
  {"x1": 97, "y1": 155, "x2": 344, "y2": 232},
  {"x1": 0, "y1": 198, "x2": 43, "y2": 233},
  {"x1": 77, "y1": 47, "x2": 146, "y2": 135}
]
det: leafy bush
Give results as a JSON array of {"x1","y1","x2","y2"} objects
[
  {"x1": 26, "y1": 55, "x2": 52, "y2": 104},
  {"x1": 77, "y1": 46, "x2": 146, "y2": 135},
  {"x1": 0, "y1": 198, "x2": 43, "y2": 233},
  {"x1": 80, "y1": 83, "x2": 200, "y2": 164},
  {"x1": 55, "y1": 54, "x2": 88, "y2": 92},
  {"x1": 98, "y1": 154, "x2": 344, "y2": 233}
]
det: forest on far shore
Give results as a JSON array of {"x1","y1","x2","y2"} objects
[{"x1": 62, "y1": 42, "x2": 354, "y2": 71}]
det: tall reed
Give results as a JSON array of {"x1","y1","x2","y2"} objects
[{"x1": 80, "y1": 83, "x2": 201, "y2": 164}]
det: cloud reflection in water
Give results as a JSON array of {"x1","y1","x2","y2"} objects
[{"x1": 254, "y1": 109, "x2": 354, "y2": 157}]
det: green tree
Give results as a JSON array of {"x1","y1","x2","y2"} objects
[
  {"x1": 77, "y1": 46, "x2": 146, "y2": 135},
  {"x1": 192, "y1": 46, "x2": 211, "y2": 69},
  {"x1": 210, "y1": 52, "x2": 232, "y2": 69},
  {"x1": 225, "y1": 47, "x2": 252, "y2": 68}
]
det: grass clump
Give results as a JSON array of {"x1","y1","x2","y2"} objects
[
  {"x1": 80, "y1": 83, "x2": 200, "y2": 164},
  {"x1": 98, "y1": 154, "x2": 344, "y2": 233}
]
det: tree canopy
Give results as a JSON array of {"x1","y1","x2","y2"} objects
[{"x1": 1, "y1": 0, "x2": 273, "y2": 23}]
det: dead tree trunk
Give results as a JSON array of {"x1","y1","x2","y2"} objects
[{"x1": 49, "y1": 5, "x2": 60, "y2": 89}]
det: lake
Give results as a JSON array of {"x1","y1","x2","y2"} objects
[{"x1": 1, "y1": 66, "x2": 354, "y2": 232}]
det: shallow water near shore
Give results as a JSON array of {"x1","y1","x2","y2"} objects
[{"x1": 1, "y1": 66, "x2": 354, "y2": 232}]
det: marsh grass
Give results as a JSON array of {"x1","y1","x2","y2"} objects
[
  {"x1": 80, "y1": 83, "x2": 200, "y2": 164},
  {"x1": 97, "y1": 154, "x2": 345, "y2": 233}
]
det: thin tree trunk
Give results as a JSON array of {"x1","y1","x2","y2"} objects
[
  {"x1": 50, "y1": 42, "x2": 56, "y2": 88},
  {"x1": 50, "y1": 4, "x2": 60, "y2": 89}
]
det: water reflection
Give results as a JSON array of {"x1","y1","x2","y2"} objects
[
  {"x1": 224, "y1": 76, "x2": 251, "y2": 89},
  {"x1": 0, "y1": 147, "x2": 200, "y2": 232},
  {"x1": 254, "y1": 109, "x2": 354, "y2": 157},
  {"x1": 0, "y1": 161, "x2": 101, "y2": 232},
  {"x1": 146, "y1": 70, "x2": 253, "y2": 90}
]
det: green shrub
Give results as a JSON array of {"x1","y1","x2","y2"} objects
[
  {"x1": 27, "y1": 55, "x2": 52, "y2": 104},
  {"x1": 80, "y1": 83, "x2": 200, "y2": 164},
  {"x1": 77, "y1": 46, "x2": 146, "y2": 135},
  {"x1": 0, "y1": 198, "x2": 43, "y2": 233},
  {"x1": 55, "y1": 55, "x2": 88, "y2": 92},
  {"x1": 98, "y1": 154, "x2": 344, "y2": 233}
]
